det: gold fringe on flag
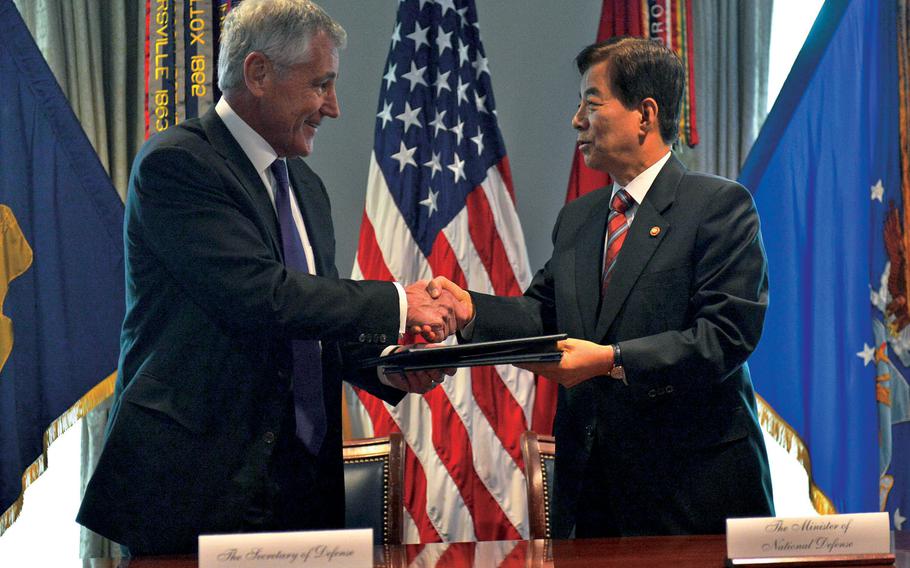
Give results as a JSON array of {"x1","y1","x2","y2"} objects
[
  {"x1": 898, "y1": 0, "x2": 910, "y2": 250},
  {"x1": 897, "y1": 0, "x2": 910, "y2": 300},
  {"x1": 0, "y1": 371, "x2": 117, "y2": 536},
  {"x1": 755, "y1": 393, "x2": 837, "y2": 515}
]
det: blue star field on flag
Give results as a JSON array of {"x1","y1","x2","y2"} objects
[{"x1": 374, "y1": 0, "x2": 506, "y2": 256}]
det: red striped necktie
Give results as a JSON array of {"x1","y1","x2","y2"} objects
[{"x1": 602, "y1": 188, "x2": 633, "y2": 293}]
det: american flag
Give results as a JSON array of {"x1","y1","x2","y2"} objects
[{"x1": 344, "y1": 0, "x2": 557, "y2": 543}]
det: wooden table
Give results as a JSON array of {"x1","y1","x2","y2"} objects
[{"x1": 87, "y1": 532, "x2": 910, "y2": 567}]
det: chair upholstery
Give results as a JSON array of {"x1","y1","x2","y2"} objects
[
  {"x1": 520, "y1": 431, "x2": 556, "y2": 540},
  {"x1": 342, "y1": 433, "x2": 404, "y2": 545}
]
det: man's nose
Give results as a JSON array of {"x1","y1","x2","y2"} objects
[
  {"x1": 322, "y1": 86, "x2": 340, "y2": 119},
  {"x1": 571, "y1": 106, "x2": 586, "y2": 130}
]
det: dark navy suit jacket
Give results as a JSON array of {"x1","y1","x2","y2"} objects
[
  {"x1": 77, "y1": 109, "x2": 404, "y2": 553},
  {"x1": 470, "y1": 156, "x2": 774, "y2": 537}
]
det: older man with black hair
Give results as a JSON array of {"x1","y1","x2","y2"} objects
[{"x1": 433, "y1": 36, "x2": 774, "y2": 538}]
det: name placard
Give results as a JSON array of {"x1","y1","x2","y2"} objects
[
  {"x1": 726, "y1": 512, "x2": 891, "y2": 563},
  {"x1": 199, "y1": 529, "x2": 372, "y2": 568}
]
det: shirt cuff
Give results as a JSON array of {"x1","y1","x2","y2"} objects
[
  {"x1": 377, "y1": 344, "x2": 401, "y2": 387},
  {"x1": 393, "y1": 281, "x2": 407, "y2": 337}
]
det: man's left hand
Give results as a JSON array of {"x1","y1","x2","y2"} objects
[
  {"x1": 516, "y1": 338, "x2": 614, "y2": 388},
  {"x1": 383, "y1": 366, "x2": 456, "y2": 394},
  {"x1": 381, "y1": 343, "x2": 457, "y2": 393}
]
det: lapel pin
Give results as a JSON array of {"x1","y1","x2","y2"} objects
[{"x1": 649, "y1": 226, "x2": 661, "y2": 237}]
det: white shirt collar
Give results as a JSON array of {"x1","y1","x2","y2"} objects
[
  {"x1": 215, "y1": 97, "x2": 279, "y2": 179},
  {"x1": 611, "y1": 151, "x2": 672, "y2": 206}
]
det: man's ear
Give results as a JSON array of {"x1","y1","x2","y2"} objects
[
  {"x1": 243, "y1": 52, "x2": 271, "y2": 97},
  {"x1": 639, "y1": 97, "x2": 660, "y2": 135}
]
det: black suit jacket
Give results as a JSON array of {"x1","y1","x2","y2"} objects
[
  {"x1": 77, "y1": 109, "x2": 404, "y2": 553},
  {"x1": 471, "y1": 156, "x2": 774, "y2": 537}
]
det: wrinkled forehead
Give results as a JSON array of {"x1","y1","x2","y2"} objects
[{"x1": 294, "y1": 32, "x2": 341, "y2": 77}]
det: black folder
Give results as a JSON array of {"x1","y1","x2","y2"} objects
[{"x1": 363, "y1": 333, "x2": 566, "y2": 373}]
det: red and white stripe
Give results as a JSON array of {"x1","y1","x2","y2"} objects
[
  {"x1": 346, "y1": 153, "x2": 557, "y2": 543},
  {"x1": 402, "y1": 540, "x2": 527, "y2": 567}
]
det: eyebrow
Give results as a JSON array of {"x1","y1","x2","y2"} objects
[{"x1": 582, "y1": 86, "x2": 600, "y2": 98}]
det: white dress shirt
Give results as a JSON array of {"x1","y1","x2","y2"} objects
[
  {"x1": 604, "y1": 151, "x2": 672, "y2": 265},
  {"x1": 215, "y1": 98, "x2": 407, "y2": 338},
  {"x1": 216, "y1": 98, "x2": 318, "y2": 275}
]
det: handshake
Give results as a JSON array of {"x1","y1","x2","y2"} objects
[
  {"x1": 403, "y1": 277, "x2": 473, "y2": 342},
  {"x1": 397, "y1": 277, "x2": 614, "y2": 391}
]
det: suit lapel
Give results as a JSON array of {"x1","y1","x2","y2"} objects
[
  {"x1": 574, "y1": 189, "x2": 612, "y2": 339},
  {"x1": 593, "y1": 156, "x2": 685, "y2": 340},
  {"x1": 199, "y1": 109, "x2": 282, "y2": 256}
]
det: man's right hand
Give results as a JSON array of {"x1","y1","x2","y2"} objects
[
  {"x1": 515, "y1": 339, "x2": 613, "y2": 388},
  {"x1": 426, "y1": 276, "x2": 474, "y2": 331},
  {"x1": 404, "y1": 280, "x2": 460, "y2": 342}
]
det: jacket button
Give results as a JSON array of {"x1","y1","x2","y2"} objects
[
  {"x1": 585, "y1": 425, "x2": 595, "y2": 438},
  {"x1": 277, "y1": 370, "x2": 289, "y2": 381},
  {"x1": 648, "y1": 389, "x2": 657, "y2": 398},
  {"x1": 263, "y1": 431, "x2": 276, "y2": 444},
  {"x1": 665, "y1": 385, "x2": 675, "y2": 394},
  {"x1": 379, "y1": 334, "x2": 387, "y2": 343},
  {"x1": 358, "y1": 333, "x2": 366, "y2": 342}
]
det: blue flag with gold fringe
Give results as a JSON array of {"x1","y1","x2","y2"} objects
[
  {"x1": 741, "y1": 0, "x2": 907, "y2": 526},
  {"x1": 0, "y1": 0, "x2": 124, "y2": 534}
]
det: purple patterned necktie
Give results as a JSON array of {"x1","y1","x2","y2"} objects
[{"x1": 270, "y1": 159, "x2": 325, "y2": 455}]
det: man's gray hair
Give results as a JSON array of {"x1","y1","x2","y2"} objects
[{"x1": 217, "y1": 0, "x2": 346, "y2": 92}]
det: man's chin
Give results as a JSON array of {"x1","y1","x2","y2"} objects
[
  {"x1": 580, "y1": 153, "x2": 609, "y2": 173},
  {"x1": 288, "y1": 140, "x2": 314, "y2": 158}
]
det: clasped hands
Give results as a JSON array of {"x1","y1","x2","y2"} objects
[
  {"x1": 382, "y1": 279, "x2": 473, "y2": 393},
  {"x1": 403, "y1": 278, "x2": 474, "y2": 342},
  {"x1": 399, "y1": 277, "x2": 619, "y2": 390}
]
